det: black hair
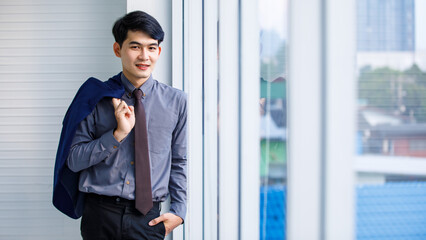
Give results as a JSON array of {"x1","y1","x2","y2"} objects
[{"x1": 112, "y1": 11, "x2": 164, "y2": 47}]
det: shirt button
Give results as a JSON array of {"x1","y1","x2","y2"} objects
[
  {"x1": 126, "y1": 181, "x2": 130, "y2": 185},
  {"x1": 130, "y1": 161, "x2": 134, "y2": 165}
]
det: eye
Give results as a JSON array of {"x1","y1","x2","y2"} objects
[
  {"x1": 131, "y1": 45, "x2": 140, "y2": 50},
  {"x1": 149, "y1": 46, "x2": 157, "y2": 51}
]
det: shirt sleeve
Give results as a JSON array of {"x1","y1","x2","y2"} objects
[
  {"x1": 168, "y1": 93, "x2": 188, "y2": 221},
  {"x1": 66, "y1": 108, "x2": 121, "y2": 173}
]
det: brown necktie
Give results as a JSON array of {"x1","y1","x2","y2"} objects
[{"x1": 133, "y1": 89, "x2": 153, "y2": 215}]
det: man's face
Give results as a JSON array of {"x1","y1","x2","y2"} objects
[{"x1": 113, "y1": 30, "x2": 161, "y2": 86}]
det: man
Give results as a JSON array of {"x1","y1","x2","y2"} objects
[{"x1": 52, "y1": 11, "x2": 187, "y2": 240}]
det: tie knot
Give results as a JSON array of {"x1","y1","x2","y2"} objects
[{"x1": 133, "y1": 89, "x2": 143, "y2": 100}]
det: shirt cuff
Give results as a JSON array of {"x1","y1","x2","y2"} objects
[
  {"x1": 169, "y1": 202, "x2": 187, "y2": 223},
  {"x1": 99, "y1": 129, "x2": 122, "y2": 153}
]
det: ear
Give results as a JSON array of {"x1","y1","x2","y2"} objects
[
  {"x1": 113, "y1": 42, "x2": 121, "y2": 58},
  {"x1": 158, "y1": 46, "x2": 162, "y2": 56}
]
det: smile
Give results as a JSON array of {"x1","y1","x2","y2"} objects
[{"x1": 136, "y1": 64, "x2": 150, "y2": 70}]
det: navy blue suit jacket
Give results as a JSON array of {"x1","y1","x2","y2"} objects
[{"x1": 53, "y1": 73, "x2": 125, "y2": 219}]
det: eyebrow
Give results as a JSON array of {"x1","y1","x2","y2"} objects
[{"x1": 129, "y1": 41, "x2": 159, "y2": 47}]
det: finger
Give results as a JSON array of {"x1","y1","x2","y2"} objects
[
  {"x1": 113, "y1": 98, "x2": 127, "y2": 112},
  {"x1": 117, "y1": 99, "x2": 127, "y2": 110},
  {"x1": 115, "y1": 100, "x2": 131, "y2": 115},
  {"x1": 128, "y1": 106, "x2": 134, "y2": 114},
  {"x1": 120, "y1": 99, "x2": 128, "y2": 107},
  {"x1": 116, "y1": 105, "x2": 131, "y2": 116},
  {"x1": 120, "y1": 101, "x2": 130, "y2": 111},
  {"x1": 112, "y1": 98, "x2": 121, "y2": 109},
  {"x1": 149, "y1": 215, "x2": 166, "y2": 226}
]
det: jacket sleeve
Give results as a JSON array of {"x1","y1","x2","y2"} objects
[{"x1": 66, "y1": 108, "x2": 122, "y2": 172}]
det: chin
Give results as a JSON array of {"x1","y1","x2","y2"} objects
[
  {"x1": 139, "y1": 73, "x2": 151, "y2": 79},
  {"x1": 132, "y1": 71, "x2": 150, "y2": 79}
]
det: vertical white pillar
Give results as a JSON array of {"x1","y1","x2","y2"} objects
[
  {"x1": 203, "y1": 0, "x2": 219, "y2": 239},
  {"x1": 287, "y1": 0, "x2": 322, "y2": 239},
  {"x1": 324, "y1": 0, "x2": 356, "y2": 239},
  {"x1": 240, "y1": 0, "x2": 260, "y2": 239},
  {"x1": 218, "y1": 0, "x2": 240, "y2": 238},
  {"x1": 183, "y1": 0, "x2": 204, "y2": 239}
]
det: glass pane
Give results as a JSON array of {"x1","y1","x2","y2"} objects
[
  {"x1": 259, "y1": 0, "x2": 288, "y2": 239},
  {"x1": 356, "y1": 0, "x2": 426, "y2": 239},
  {"x1": 356, "y1": 0, "x2": 426, "y2": 157}
]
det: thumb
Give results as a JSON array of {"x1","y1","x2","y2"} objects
[{"x1": 149, "y1": 215, "x2": 165, "y2": 226}]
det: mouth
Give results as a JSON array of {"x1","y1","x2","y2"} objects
[{"x1": 136, "y1": 64, "x2": 150, "y2": 70}]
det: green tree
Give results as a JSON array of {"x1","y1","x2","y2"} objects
[
  {"x1": 358, "y1": 65, "x2": 426, "y2": 123},
  {"x1": 358, "y1": 67, "x2": 399, "y2": 110},
  {"x1": 404, "y1": 64, "x2": 426, "y2": 87}
]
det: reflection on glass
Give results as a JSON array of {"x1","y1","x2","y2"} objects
[
  {"x1": 357, "y1": 0, "x2": 426, "y2": 158},
  {"x1": 356, "y1": 0, "x2": 426, "y2": 239},
  {"x1": 259, "y1": 0, "x2": 288, "y2": 239}
]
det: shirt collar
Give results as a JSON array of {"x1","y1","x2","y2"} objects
[{"x1": 120, "y1": 73, "x2": 154, "y2": 98}]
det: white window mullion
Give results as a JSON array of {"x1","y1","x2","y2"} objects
[
  {"x1": 240, "y1": 0, "x2": 260, "y2": 239},
  {"x1": 287, "y1": 0, "x2": 322, "y2": 239},
  {"x1": 218, "y1": 0, "x2": 240, "y2": 238},
  {"x1": 203, "y1": 0, "x2": 219, "y2": 238},
  {"x1": 183, "y1": 0, "x2": 203, "y2": 239},
  {"x1": 324, "y1": 0, "x2": 356, "y2": 238},
  {"x1": 355, "y1": 155, "x2": 426, "y2": 177}
]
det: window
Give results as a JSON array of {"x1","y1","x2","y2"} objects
[
  {"x1": 259, "y1": 0, "x2": 288, "y2": 239},
  {"x1": 355, "y1": 0, "x2": 426, "y2": 239}
]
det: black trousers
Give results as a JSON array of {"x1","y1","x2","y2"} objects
[{"x1": 81, "y1": 194, "x2": 165, "y2": 240}]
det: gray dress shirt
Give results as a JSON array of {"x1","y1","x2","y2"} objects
[{"x1": 67, "y1": 73, "x2": 187, "y2": 220}]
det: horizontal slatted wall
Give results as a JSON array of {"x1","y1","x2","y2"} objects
[{"x1": 0, "y1": 0, "x2": 125, "y2": 239}]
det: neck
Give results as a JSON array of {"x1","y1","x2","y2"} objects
[
  {"x1": 123, "y1": 72, "x2": 149, "y2": 89},
  {"x1": 130, "y1": 78, "x2": 148, "y2": 89}
]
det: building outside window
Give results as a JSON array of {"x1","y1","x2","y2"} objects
[{"x1": 356, "y1": 0, "x2": 426, "y2": 239}]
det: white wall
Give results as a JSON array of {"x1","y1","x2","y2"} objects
[{"x1": 0, "y1": 0, "x2": 125, "y2": 239}]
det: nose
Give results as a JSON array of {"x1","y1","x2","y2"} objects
[{"x1": 138, "y1": 48, "x2": 149, "y2": 61}]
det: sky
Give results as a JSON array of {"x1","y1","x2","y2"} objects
[
  {"x1": 416, "y1": 0, "x2": 426, "y2": 51},
  {"x1": 258, "y1": 0, "x2": 288, "y2": 40}
]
